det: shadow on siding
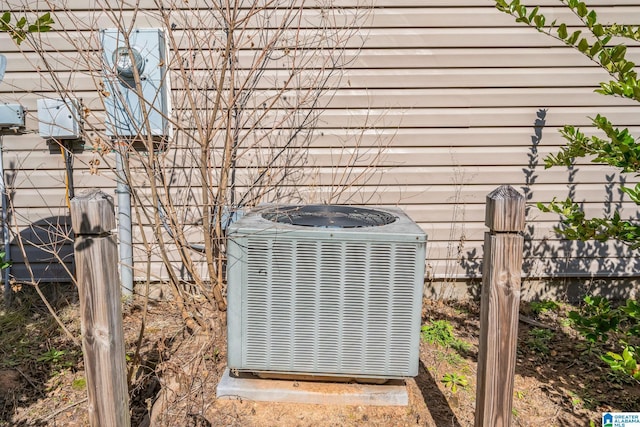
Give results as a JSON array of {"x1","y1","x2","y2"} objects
[{"x1": 459, "y1": 108, "x2": 640, "y2": 302}]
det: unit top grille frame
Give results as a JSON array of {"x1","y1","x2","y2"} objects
[{"x1": 227, "y1": 205, "x2": 427, "y2": 243}]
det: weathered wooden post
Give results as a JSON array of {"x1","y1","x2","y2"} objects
[
  {"x1": 71, "y1": 190, "x2": 130, "y2": 427},
  {"x1": 475, "y1": 185, "x2": 525, "y2": 427}
]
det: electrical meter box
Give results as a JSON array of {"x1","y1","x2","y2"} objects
[
  {"x1": 100, "y1": 28, "x2": 170, "y2": 137},
  {"x1": 37, "y1": 98, "x2": 82, "y2": 139},
  {"x1": 0, "y1": 104, "x2": 25, "y2": 130}
]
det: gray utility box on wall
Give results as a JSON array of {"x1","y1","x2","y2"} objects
[
  {"x1": 37, "y1": 98, "x2": 82, "y2": 139},
  {"x1": 226, "y1": 205, "x2": 427, "y2": 380},
  {"x1": 0, "y1": 104, "x2": 25, "y2": 131},
  {"x1": 100, "y1": 28, "x2": 169, "y2": 137}
]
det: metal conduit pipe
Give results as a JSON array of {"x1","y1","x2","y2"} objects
[
  {"x1": 115, "y1": 147, "x2": 133, "y2": 298},
  {"x1": 0, "y1": 135, "x2": 11, "y2": 303},
  {"x1": 0, "y1": 58, "x2": 11, "y2": 303}
]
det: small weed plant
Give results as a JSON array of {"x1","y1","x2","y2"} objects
[
  {"x1": 441, "y1": 372, "x2": 468, "y2": 393},
  {"x1": 421, "y1": 320, "x2": 456, "y2": 347},
  {"x1": 450, "y1": 339, "x2": 471, "y2": 354},
  {"x1": 421, "y1": 319, "x2": 471, "y2": 354},
  {"x1": 436, "y1": 351, "x2": 465, "y2": 368},
  {"x1": 530, "y1": 300, "x2": 560, "y2": 316},
  {"x1": 37, "y1": 347, "x2": 76, "y2": 371},
  {"x1": 422, "y1": 319, "x2": 473, "y2": 387},
  {"x1": 71, "y1": 377, "x2": 87, "y2": 391},
  {"x1": 526, "y1": 328, "x2": 555, "y2": 355},
  {"x1": 570, "y1": 296, "x2": 640, "y2": 381},
  {"x1": 37, "y1": 348, "x2": 67, "y2": 364}
]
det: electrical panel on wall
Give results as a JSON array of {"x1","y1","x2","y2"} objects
[
  {"x1": 0, "y1": 104, "x2": 26, "y2": 134},
  {"x1": 37, "y1": 98, "x2": 82, "y2": 139},
  {"x1": 100, "y1": 28, "x2": 170, "y2": 138}
]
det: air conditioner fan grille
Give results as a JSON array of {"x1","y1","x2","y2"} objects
[{"x1": 261, "y1": 204, "x2": 397, "y2": 228}]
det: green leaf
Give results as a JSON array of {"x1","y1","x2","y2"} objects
[
  {"x1": 592, "y1": 24, "x2": 604, "y2": 37},
  {"x1": 621, "y1": 184, "x2": 640, "y2": 204},
  {"x1": 576, "y1": 2, "x2": 588, "y2": 18},
  {"x1": 509, "y1": 0, "x2": 520, "y2": 14},
  {"x1": 536, "y1": 201, "x2": 552, "y2": 212},
  {"x1": 622, "y1": 61, "x2": 636, "y2": 74},
  {"x1": 612, "y1": 45, "x2": 627, "y2": 62},
  {"x1": 606, "y1": 352, "x2": 623, "y2": 361},
  {"x1": 567, "y1": 30, "x2": 582, "y2": 45},
  {"x1": 1, "y1": 12, "x2": 10, "y2": 24},
  {"x1": 578, "y1": 38, "x2": 589, "y2": 53},
  {"x1": 589, "y1": 41, "x2": 602, "y2": 57},
  {"x1": 37, "y1": 12, "x2": 51, "y2": 24},
  {"x1": 558, "y1": 23, "x2": 568, "y2": 39},
  {"x1": 586, "y1": 10, "x2": 597, "y2": 27}
]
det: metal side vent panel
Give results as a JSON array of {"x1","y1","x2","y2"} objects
[{"x1": 240, "y1": 237, "x2": 422, "y2": 378}]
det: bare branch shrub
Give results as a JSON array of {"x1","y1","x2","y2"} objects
[{"x1": 6, "y1": 0, "x2": 374, "y2": 330}]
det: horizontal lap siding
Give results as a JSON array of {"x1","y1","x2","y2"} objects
[
  {"x1": 1, "y1": 1, "x2": 639, "y2": 282},
  {"x1": 336, "y1": 1, "x2": 640, "y2": 279}
]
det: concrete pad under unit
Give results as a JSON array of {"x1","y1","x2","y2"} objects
[{"x1": 216, "y1": 368, "x2": 409, "y2": 406}]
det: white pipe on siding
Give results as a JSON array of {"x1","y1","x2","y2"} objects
[
  {"x1": 0, "y1": 136, "x2": 10, "y2": 303},
  {"x1": 115, "y1": 148, "x2": 133, "y2": 299}
]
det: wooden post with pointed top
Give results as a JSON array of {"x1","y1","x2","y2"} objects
[
  {"x1": 475, "y1": 185, "x2": 525, "y2": 427},
  {"x1": 71, "y1": 190, "x2": 130, "y2": 427}
]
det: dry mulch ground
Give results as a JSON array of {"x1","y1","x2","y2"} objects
[{"x1": 1, "y1": 285, "x2": 639, "y2": 426}]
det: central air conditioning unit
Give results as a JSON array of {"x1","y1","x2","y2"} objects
[{"x1": 226, "y1": 205, "x2": 427, "y2": 380}]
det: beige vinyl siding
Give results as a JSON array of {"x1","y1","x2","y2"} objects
[{"x1": 1, "y1": 1, "x2": 639, "y2": 283}]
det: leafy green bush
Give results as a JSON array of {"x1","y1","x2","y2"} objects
[
  {"x1": 0, "y1": 12, "x2": 54, "y2": 45},
  {"x1": 495, "y1": 0, "x2": 640, "y2": 383},
  {"x1": 569, "y1": 295, "x2": 620, "y2": 343},
  {"x1": 602, "y1": 347, "x2": 640, "y2": 381},
  {"x1": 496, "y1": 0, "x2": 640, "y2": 247},
  {"x1": 569, "y1": 296, "x2": 640, "y2": 380}
]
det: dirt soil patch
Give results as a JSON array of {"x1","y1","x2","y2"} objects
[{"x1": 1, "y1": 286, "x2": 639, "y2": 426}]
